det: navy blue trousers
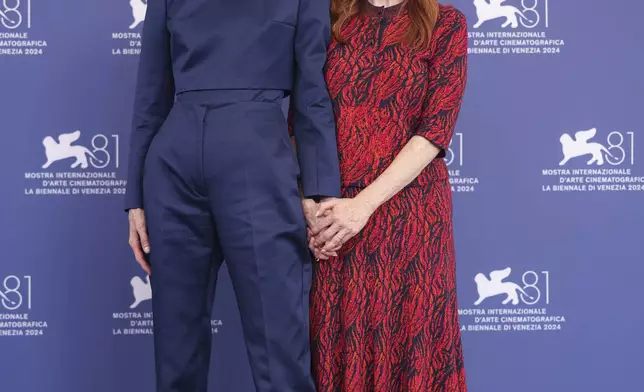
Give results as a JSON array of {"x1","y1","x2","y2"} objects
[{"x1": 143, "y1": 90, "x2": 316, "y2": 392}]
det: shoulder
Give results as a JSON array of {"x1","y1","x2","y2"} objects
[
  {"x1": 420, "y1": 4, "x2": 467, "y2": 57},
  {"x1": 418, "y1": 5, "x2": 467, "y2": 61},
  {"x1": 435, "y1": 5, "x2": 468, "y2": 39}
]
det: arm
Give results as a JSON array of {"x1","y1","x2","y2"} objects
[
  {"x1": 124, "y1": 0, "x2": 175, "y2": 210},
  {"x1": 290, "y1": 126, "x2": 330, "y2": 250},
  {"x1": 355, "y1": 10, "x2": 468, "y2": 212},
  {"x1": 314, "y1": 10, "x2": 468, "y2": 252},
  {"x1": 355, "y1": 137, "x2": 443, "y2": 213},
  {"x1": 290, "y1": 0, "x2": 341, "y2": 200}
]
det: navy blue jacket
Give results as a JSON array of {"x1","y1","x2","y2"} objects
[{"x1": 125, "y1": 0, "x2": 341, "y2": 209}]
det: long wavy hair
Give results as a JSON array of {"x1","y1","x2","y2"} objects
[{"x1": 331, "y1": 0, "x2": 440, "y2": 48}]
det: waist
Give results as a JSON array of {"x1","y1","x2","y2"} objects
[{"x1": 176, "y1": 89, "x2": 285, "y2": 105}]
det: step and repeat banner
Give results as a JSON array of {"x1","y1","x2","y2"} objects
[{"x1": 1, "y1": 0, "x2": 642, "y2": 391}]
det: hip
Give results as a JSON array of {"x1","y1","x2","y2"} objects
[{"x1": 145, "y1": 90, "x2": 297, "y2": 181}]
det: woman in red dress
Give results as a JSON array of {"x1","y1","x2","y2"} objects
[{"x1": 306, "y1": 0, "x2": 468, "y2": 391}]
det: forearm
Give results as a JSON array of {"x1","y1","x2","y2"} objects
[{"x1": 355, "y1": 136, "x2": 441, "y2": 212}]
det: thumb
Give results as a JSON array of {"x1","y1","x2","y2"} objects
[
  {"x1": 316, "y1": 199, "x2": 339, "y2": 217},
  {"x1": 137, "y1": 222, "x2": 150, "y2": 254}
]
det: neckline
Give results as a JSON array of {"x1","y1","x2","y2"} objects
[{"x1": 362, "y1": 1, "x2": 406, "y2": 17}]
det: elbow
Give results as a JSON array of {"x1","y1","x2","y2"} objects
[{"x1": 409, "y1": 135, "x2": 444, "y2": 164}]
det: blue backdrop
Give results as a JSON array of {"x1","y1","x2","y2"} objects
[{"x1": 2, "y1": 0, "x2": 643, "y2": 391}]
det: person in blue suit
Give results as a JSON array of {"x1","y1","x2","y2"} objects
[{"x1": 124, "y1": 0, "x2": 341, "y2": 390}]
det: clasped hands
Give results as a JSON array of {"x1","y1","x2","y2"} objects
[{"x1": 301, "y1": 197, "x2": 374, "y2": 261}]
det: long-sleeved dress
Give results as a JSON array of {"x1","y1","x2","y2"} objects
[{"x1": 309, "y1": 3, "x2": 468, "y2": 391}]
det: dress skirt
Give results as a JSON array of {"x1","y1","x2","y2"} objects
[{"x1": 310, "y1": 181, "x2": 467, "y2": 392}]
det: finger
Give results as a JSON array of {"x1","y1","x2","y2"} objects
[
  {"x1": 136, "y1": 223, "x2": 150, "y2": 254},
  {"x1": 130, "y1": 235, "x2": 151, "y2": 275},
  {"x1": 302, "y1": 202, "x2": 319, "y2": 225},
  {"x1": 319, "y1": 241, "x2": 337, "y2": 256},
  {"x1": 310, "y1": 215, "x2": 334, "y2": 235},
  {"x1": 135, "y1": 250, "x2": 151, "y2": 276},
  {"x1": 325, "y1": 245, "x2": 340, "y2": 256},
  {"x1": 311, "y1": 242, "x2": 328, "y2": 261},
  {"x1": 139, "y1": 259, "x2": 151, "y2": 276},
  {"x1": 138, "y1": 230, "x2": 151, "y2": 254},
  {"x1": 316, "y1": 249, "x2": 329, "y2": 260},
  {"x1": 315, "y1": 223, "x2": 341, "y2": 246},
  {"x1": 309, "y1": 238, "x2": 328, "y2": 260},
  {"x1": 316, "y1": 199, "x2": 339, "y2": 217},
  {"x1": 317, "y1": 223, "x2": 341, "y2": 245},
  {"x1": 304, "y1": 214, "x2": 316, "y2": 228},
  {"x1": 323, "y1": 228, "x2": 350, "y2": 252},
  {"x1": 129, "y1": 220, "x2": 148, "y2": 272},
  {"x1": 310, "y1": 246, "x2": 321, "y2": 260},
  {"x1": 323, "y1": 229, "x2": 350, "y2": 253}
]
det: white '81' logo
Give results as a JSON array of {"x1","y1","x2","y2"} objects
[
  {"x1": 0, "y1": 275, "x2": 32, "y2": 311},
  {"x1": 474, "y1": 267, "x2": 550, "y2": 306},
  {"x1": 445, "y1": 133, "x2": 464, "y2": 167},
  {"x1": 558, "y1": 129, "x2": 635, "y2": 167},
  {"x1": 0, "y1": 0, "x2": 31, "y2": 29},
  {"x1": 473, "y1": 0, "x2": 549, "y2": 29},
  {"x1": 41, "y1": 131, "x2": 122, "y2": 170},
  {"x1": 602, "y1": 131, "x2": 635, "y2": 166},
  {"x1": 515, "y1": 0, "x2": 549, "y2": 28}
]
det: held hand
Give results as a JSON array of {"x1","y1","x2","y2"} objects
[
  {"x1": 307, "y1": 204, "x2": 339, "y2": 260},
  {"x1": 302, "y1": 198, "x2": 336, "y2": 260},
  {"x1": 307, "y1": 228, "x2": 337, "y2": 261},
  {"x1": 128, "y1": 208, "x2": 151, "y2": 275},
  {"x1": 301, "y1": 199, "x2": 322, "y2": 233},
  {"x1": 314, "y1": 197, "x2": 374, "y2": 253}
]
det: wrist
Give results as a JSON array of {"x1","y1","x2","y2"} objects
[{"x1": 354, "y1": 191, "x2": 379, "y2": 215}]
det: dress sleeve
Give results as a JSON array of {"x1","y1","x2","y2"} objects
[{"x1": 414, "y1": 8, "x2": 468, "y2": 158}]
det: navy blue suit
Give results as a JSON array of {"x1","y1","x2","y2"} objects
[{"x1": 124, "y1": 0, "x2": 341, "y2": 390}]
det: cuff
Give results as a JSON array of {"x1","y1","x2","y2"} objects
[
  {"x1": 124, "y1": 185, "x2": 143, "y2": 211},
  {"x1": 301, "y1": 175, "x2": 341, "y2": 200}
]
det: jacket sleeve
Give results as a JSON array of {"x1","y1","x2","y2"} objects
[
  {"x1": 124, "y1": 0, "x2": 175, "y2": 210},
  {"x1": 290, "y1": 0, "x2": 341, "y2": 198}
]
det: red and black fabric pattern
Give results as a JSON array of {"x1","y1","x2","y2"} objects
[{"x1": 309, "y1": 4, "x2": 468, "y2": 392}]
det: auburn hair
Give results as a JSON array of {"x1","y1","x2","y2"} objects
[{"x1": 331, "y1": 0, "x2": 439, "y2": 48}]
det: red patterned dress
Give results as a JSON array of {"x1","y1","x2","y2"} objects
[{"x1": 309, "y1": 3, "x2": 468, "y2": 392}]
